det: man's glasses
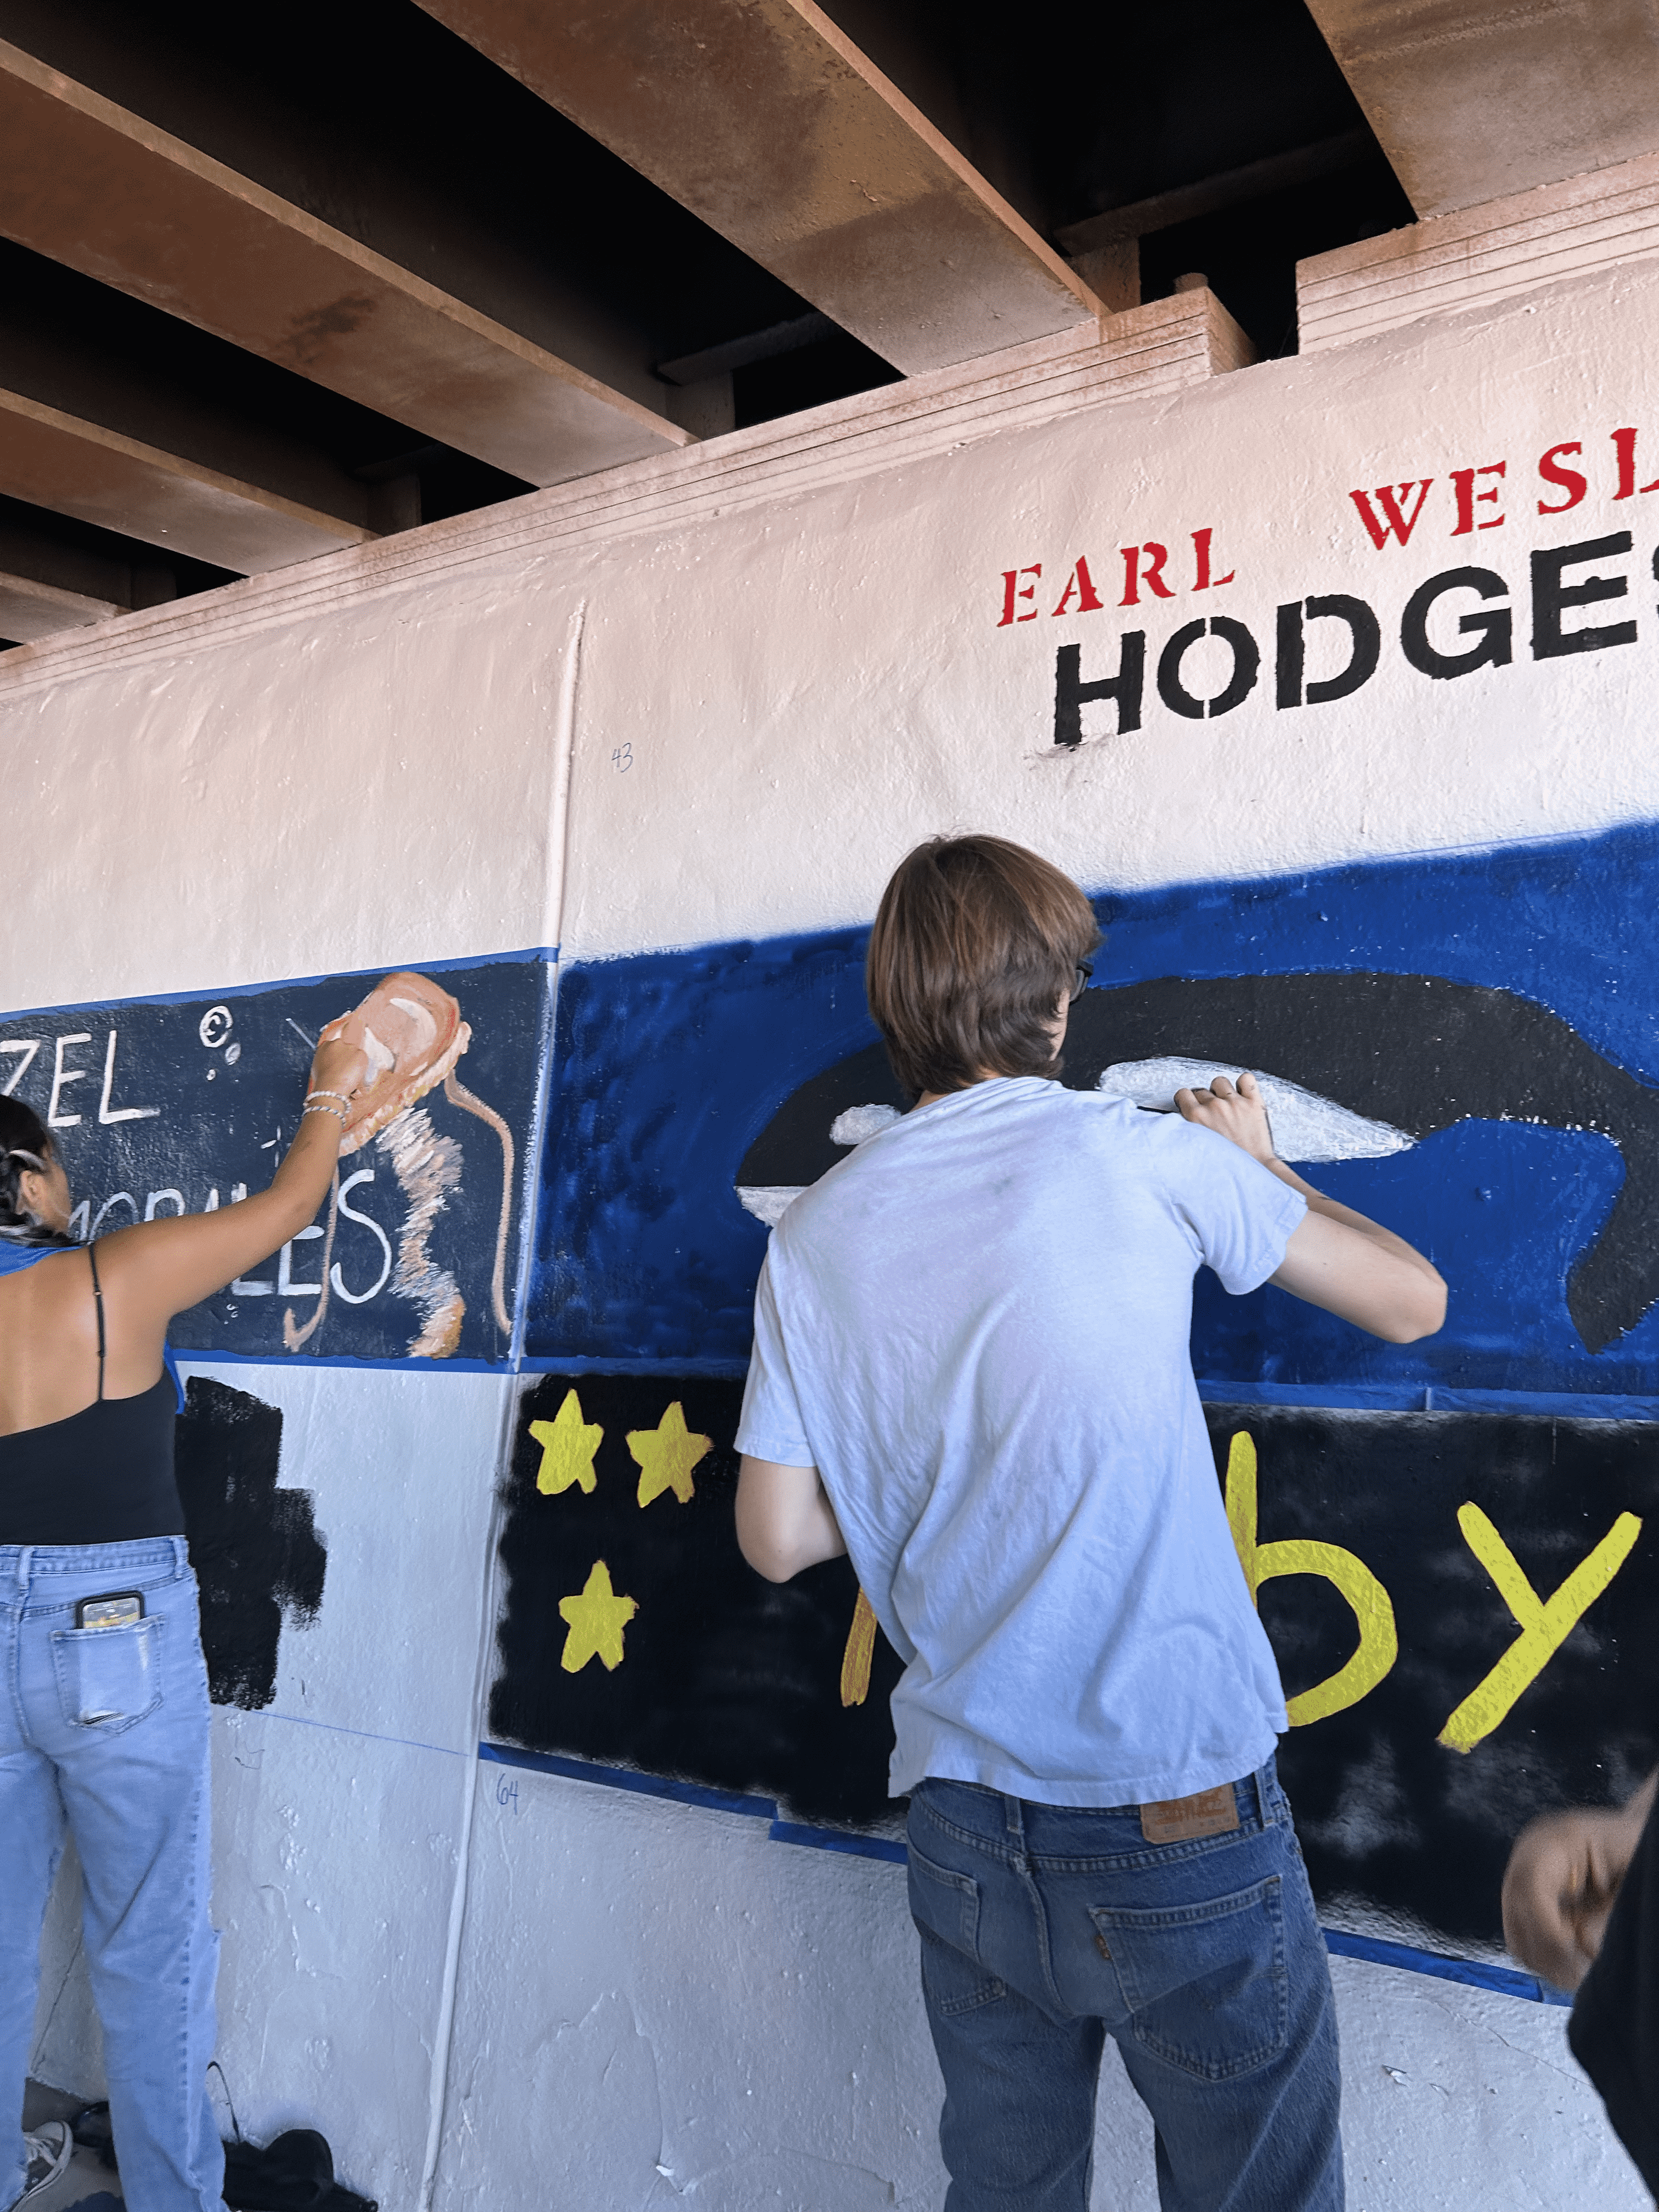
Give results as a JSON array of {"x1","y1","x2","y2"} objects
[{"x1": 1069, "y1": 961, "x2": 1094, "y2": 1004}]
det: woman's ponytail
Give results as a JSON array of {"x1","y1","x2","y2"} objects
[{"x1": 0, "y1": 1097, "x2": 76, "y2": 1246}]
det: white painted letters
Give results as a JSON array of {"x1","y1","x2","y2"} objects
[
  {"x1": 0, "y1": 1040, "x2": 41, "y2": 1096},
  {"x1": 47, "y1": 1034, "x2": 92, "y2": 1127},
  {"x1": 99, "y1": 1030, "x2": 160, "y2": 1124},
  {"x1": 331, "y1": 1170, "x2": 393, "y2": 1305}
]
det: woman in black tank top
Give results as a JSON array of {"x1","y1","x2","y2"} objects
[{"x1": 0, "y1": 1024, "x2": 368, "y2": 2212}]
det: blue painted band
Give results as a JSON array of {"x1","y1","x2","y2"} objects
[{"x1": 479, "y1": 1741, "x2": 1567, "y2": 2003}]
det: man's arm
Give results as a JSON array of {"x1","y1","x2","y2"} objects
[
  {"x1": 1175, "y1": 1071, "x2": 1446, "y2": 1345},
  {"x1": 1502, "y1": 1772, "x2": 1657, "y2": 1991},
  {"x1": 736, "y1": 1456, "x2": 848, "y2": 1582}
]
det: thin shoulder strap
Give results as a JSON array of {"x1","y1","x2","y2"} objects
[{"x1": 88, "y1": 1240, "x2": 106, "y2": 1402}]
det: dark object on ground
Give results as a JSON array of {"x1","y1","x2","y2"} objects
[
  {"x1": 1570, "y1": 1793, "x2": 1659, "y2": 2193},
  {"x1": 69, "y1": 2104, "x2": 117, "y2": 2170},
  {"x1": 223, "y1": 2130, "x2": 376, "y2": 2211}
]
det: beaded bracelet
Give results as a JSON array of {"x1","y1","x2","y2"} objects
[
  {"x1": 301, "y1": 1101, "x2": 349, "y2": 1125},
  {"x1": 304, "y1": 1088, "x2": 353, "y2": 1108}
]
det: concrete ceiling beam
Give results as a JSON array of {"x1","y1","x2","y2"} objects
[
  {"x1": 0, "y1": 40, "x2": 690, "y2": 487},
  {"x1": 1305, "y1": 1, "x2": 1659, "y2": 217},
  {"x1": 0, "y1": 518, "x2": 129, "y2": 643},
  {"x1": 412, "y1": 0, "x2": 1101, "y2": 374},
  {"x1": 0, "y1": 388, "x2": 375, "y2": 573}
]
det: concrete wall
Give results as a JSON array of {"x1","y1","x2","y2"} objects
[{"x1": 9, "y1": 237, "x2": 1659, "y2": 2208}]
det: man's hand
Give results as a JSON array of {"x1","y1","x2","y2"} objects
[
  {"x1": 1175, "y1": 1067, "x2": 1446, "y2": 1344},
  {"x1": 1173, "y1": 1069, "x2": 1277, "y2": 1162},
  {"x1": 1503, "y1": 1777, "x2": 1656, "y2": 1990}
]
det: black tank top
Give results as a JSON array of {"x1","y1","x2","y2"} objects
[{"x1": 0, "y1": 1244, "x2": 183, "y2": 1545}]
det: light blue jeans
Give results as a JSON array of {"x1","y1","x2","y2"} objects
[
  {"x1": 907, "y1": 1760, "x2": 1342, "y2": 2212},
  {"x1": 1, "y1": 1539, "x2": 227, "y2": 2212}
]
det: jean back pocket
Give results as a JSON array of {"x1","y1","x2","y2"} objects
[
  {"x1": 1090, "y1": 1874, "x2": 1287, "y2": 2080},
  {"x1": 52, "y1": 1616, "x2": 163, "y2": 1733},
  {"x1": 908, "y1": 1840, "x2": 1005, "y2": 2017}
]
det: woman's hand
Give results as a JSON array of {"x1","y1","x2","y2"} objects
[{"x1": 309, "y1": 1034, "x2": 369, "y2": 1106}]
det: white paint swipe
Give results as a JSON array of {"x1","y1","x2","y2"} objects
[{"x1": 1097, "y1": 1059, "x2": 1416, "y2": 1163}]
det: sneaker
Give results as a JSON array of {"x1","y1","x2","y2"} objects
[{"x1": 19, "y1": 2120, "x2": 73, "y2": 2203}]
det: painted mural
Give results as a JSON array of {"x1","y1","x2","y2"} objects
[
  {"x1": 488, "y1": 819, "x2": 1659, "y2": 1951},
  {"x1": 0, "y1": 953, "x2": 550, "y2": 1365}
]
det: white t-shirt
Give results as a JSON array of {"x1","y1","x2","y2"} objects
[{"x1": 735, "y1": 1076, "x2": 1305, "y2": 1806}]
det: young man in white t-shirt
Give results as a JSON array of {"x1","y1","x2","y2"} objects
[{"x1": 735, "y1": 834, "x2": 1445, "y2": 2212}]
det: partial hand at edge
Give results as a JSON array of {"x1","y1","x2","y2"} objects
[{"x1": 1502, "y1": 1780, "x2": 1655, "y2": 1991}]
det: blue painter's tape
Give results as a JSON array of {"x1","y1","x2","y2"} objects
[
  {"x1": 179, "y1": 1351, "x2": 518, "y2": 1379},
  {"x1": 1199, "y1": 1378, "x2": 1659, "y2": 1421},
  {"x1": 476, "y1": 1742, "x2": 1570, "y2": 2006},
  {"x1": 517, "y1": 1353, "x2": 752, "y2": 1379},
  {"x1": 769, "y1": 1819, "x2": 908, "y2": 1864},
  {"x1": 1322, "y1": 1927, "x2": 1572, "y2": 2007},
  {"x1": 477, "y1": 1740, "x2": 776, "y2": 1822}
]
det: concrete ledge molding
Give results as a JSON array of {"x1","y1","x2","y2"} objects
[
  {"x1": 1298, "y1": 147, "x2": 1659, "y2": 354},
  {"x1": 0, "y1": 288, "x2": 1251, "y2": 701}
]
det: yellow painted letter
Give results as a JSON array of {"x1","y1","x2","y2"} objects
[
  {"x1": 1437, "y1": 1504, "x2": 1641, "y2": 1753},
  {"x1": 840, "y1": 1589, "x2": 878, "y2": 1708},
  {"x1": 1226, "y1": 1431, "x2": 1398, "y2": 1726}
]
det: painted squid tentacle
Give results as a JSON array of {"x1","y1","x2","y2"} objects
[
  {"x1": 443, "y1": 1068, "x2": 515, "y2": 1336},
  {"x1": 283, "y1": 1169, "x2": 340, "y2": 1353}
]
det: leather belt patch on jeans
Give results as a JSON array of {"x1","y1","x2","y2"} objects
[{"x1": 1139, "y1": 1784, "x2": 1242, "y2": 1845}]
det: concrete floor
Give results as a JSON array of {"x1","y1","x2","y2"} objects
[{"x1": 20, "y1": 2084, "x2": 122, "y2": 2209}]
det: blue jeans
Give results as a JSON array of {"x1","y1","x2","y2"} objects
[
  {"x1": 907, "y1": 1762, "x2": 1342, "y2": 2212},
  {"x1": 1, "y1": 1540, "x2": 227, "y2": 2212}
]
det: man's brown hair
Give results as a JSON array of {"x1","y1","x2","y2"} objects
[{"x1": 866, "y1": 836, "x2": 1102, "y2": 1100}]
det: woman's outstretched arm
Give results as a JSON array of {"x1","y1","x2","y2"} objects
[{"x1": 98, "y1": 1034, "x2": 368, "y2": 1327}]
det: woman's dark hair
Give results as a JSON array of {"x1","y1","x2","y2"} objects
[
  {"x1": 866, "y1": 835, "x2": 1102, "y2": 1100},
  {"x1": 0, "y1": 1096, "x2": 74, "y2": 1246}
]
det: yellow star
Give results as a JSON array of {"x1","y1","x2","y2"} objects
[
  {"x1": 628, "y1": 1399, "x2": 713, "y2": 1508},
  {"x1": 531, "y1": 1389, "x2": 604, "y2": 1496},
  {"x1": 558, "y1": 1560, "x2": 638, "y2": 1673}
]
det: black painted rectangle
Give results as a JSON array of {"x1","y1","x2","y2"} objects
[
  {"x1": 488, "y1": 1372, "x2": 903, "y2": 1832},
  {"x1": 1206, "y1": 1403, "x2": 1659, "y2": 1946},
  {"x1": 487, "y1": 1383, "x2": 1659, "y2": 1947}
]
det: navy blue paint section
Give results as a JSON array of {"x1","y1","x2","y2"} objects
[
  {"x1": 527, "y1": 821, "x2": 1659, "y2": 1395},
  {"x1": 1, "y1": 957, "x2": 550, "y2": 1364},
  {"x1": 532, "y1": 936, "x2": 873, "y2": 1362}
]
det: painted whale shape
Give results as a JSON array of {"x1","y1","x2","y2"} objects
[{"x1": 735, "y1": 973, "x2": 1659, "y2": 1355}]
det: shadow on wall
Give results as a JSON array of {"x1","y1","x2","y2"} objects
[{"x1": 176, "y1": 1378, "x2": 325, "y2": 1710}]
